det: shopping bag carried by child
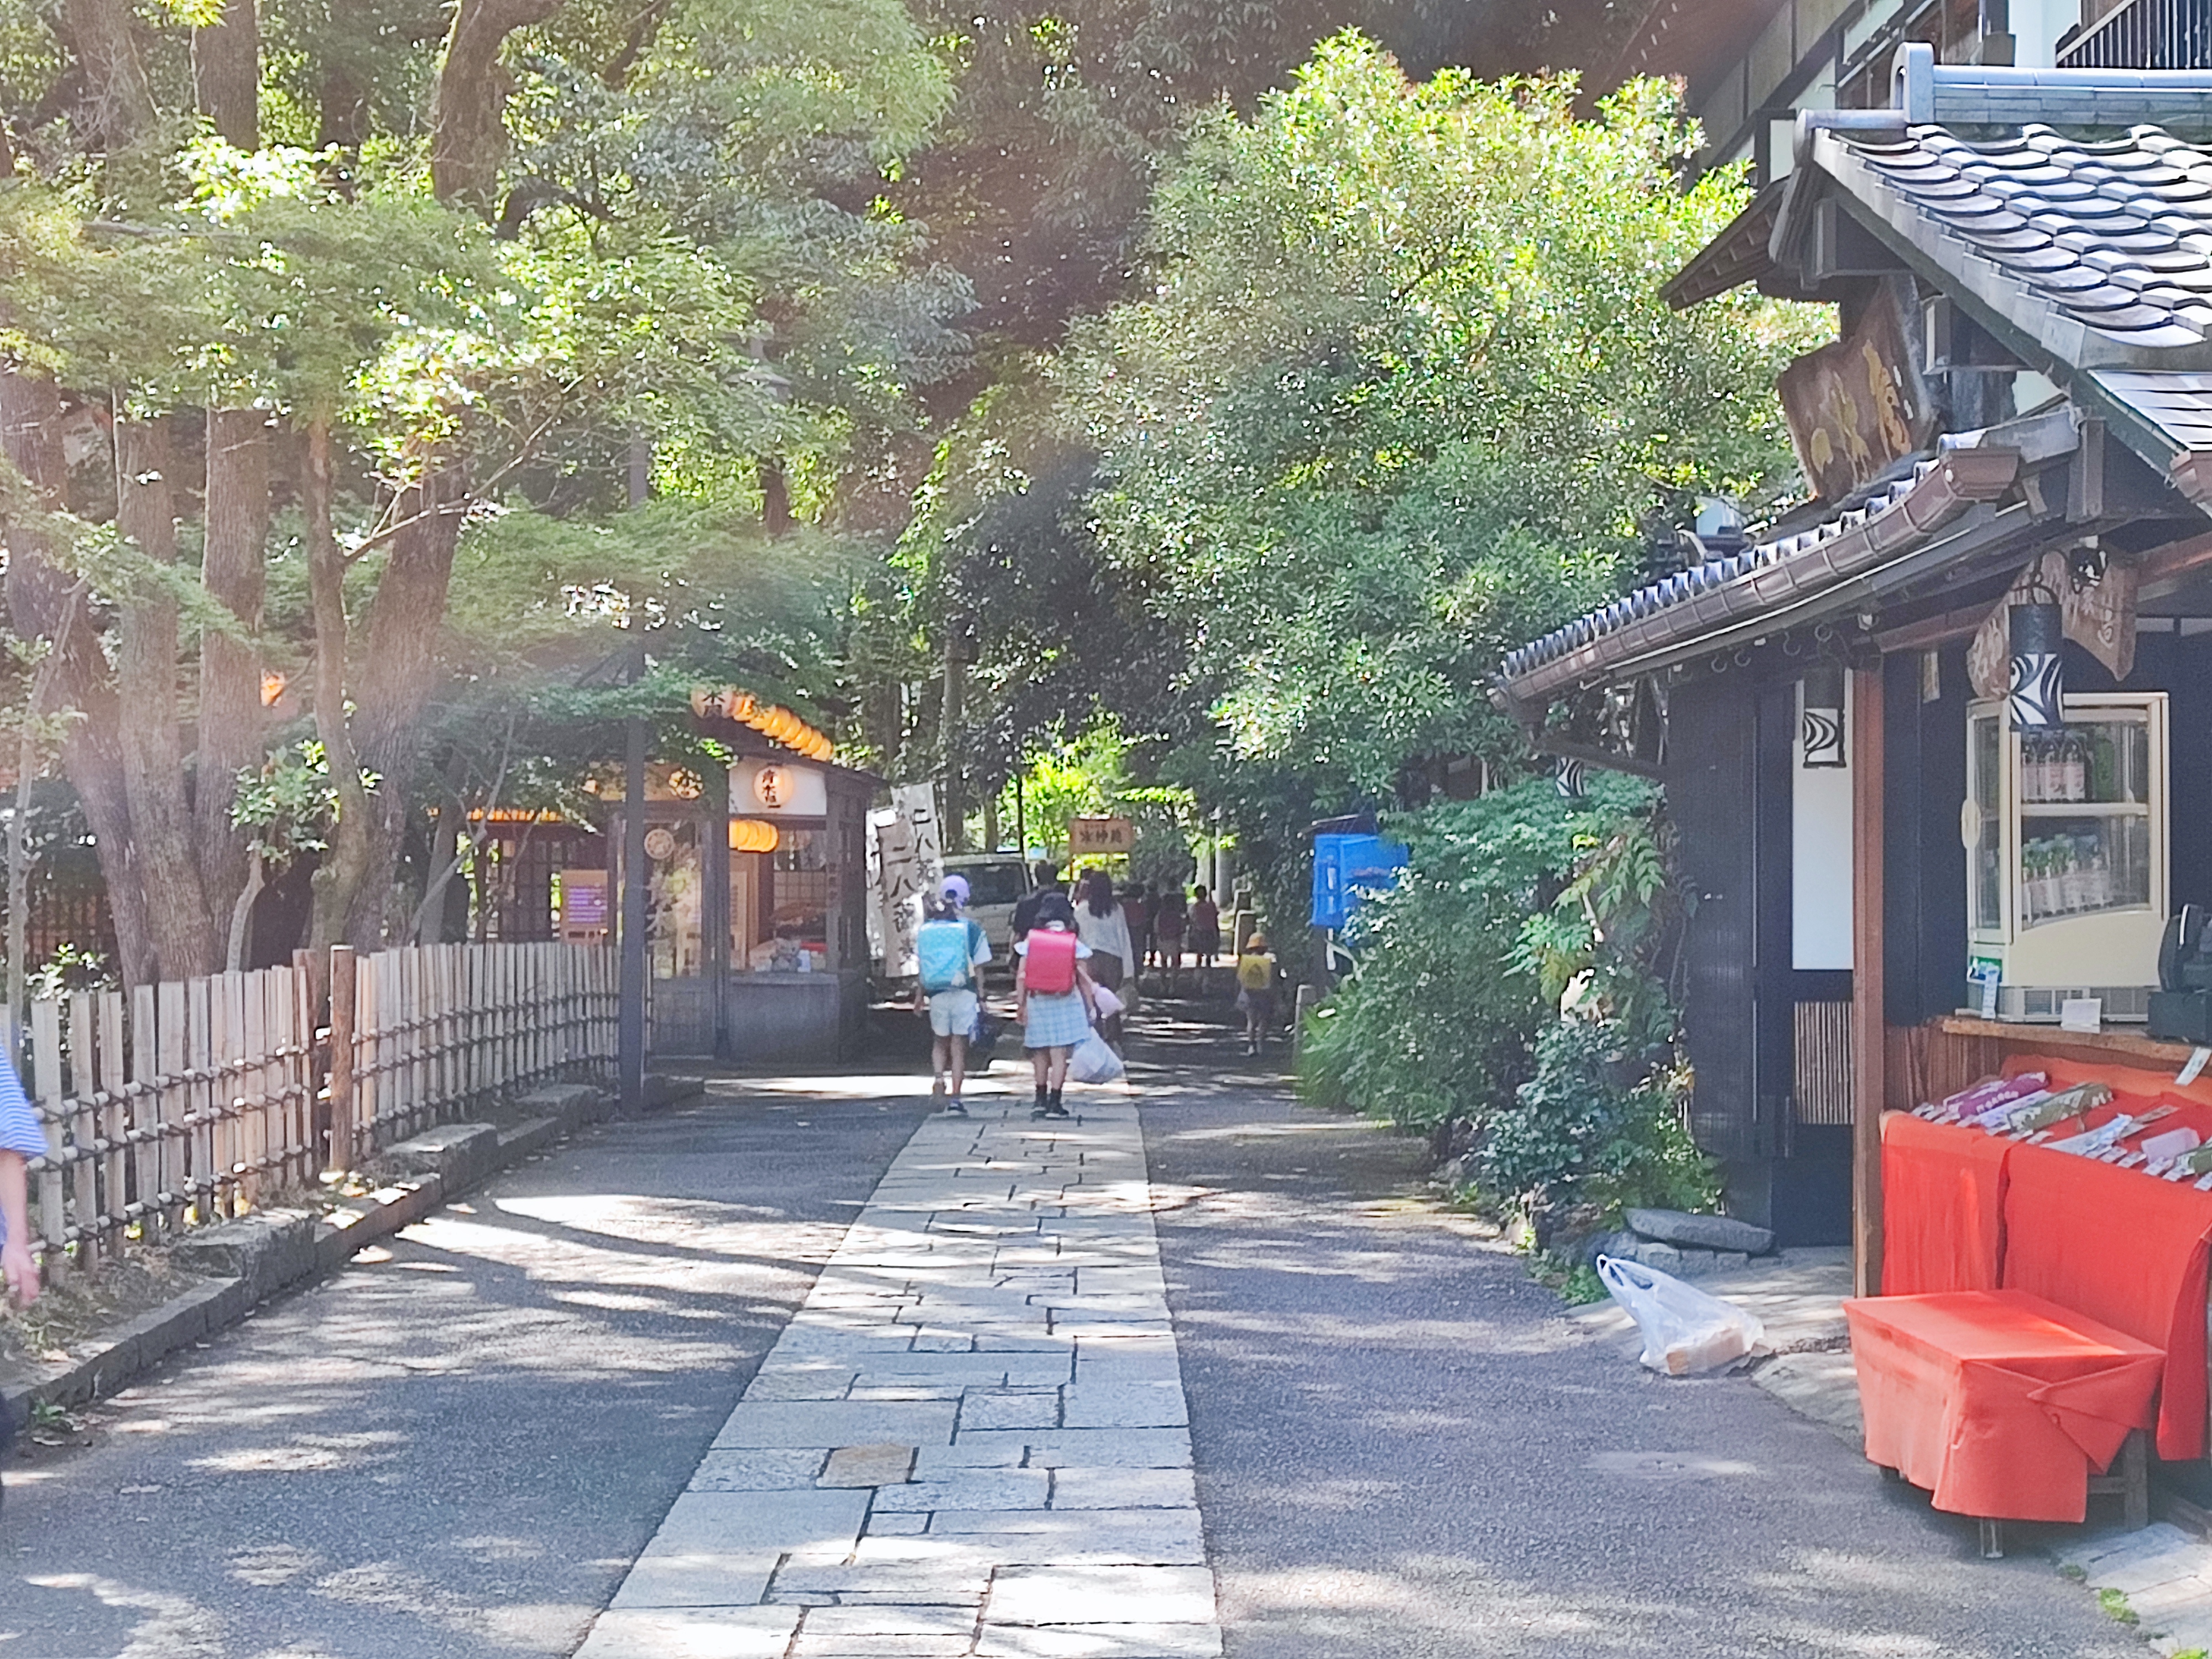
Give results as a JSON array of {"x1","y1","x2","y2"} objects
[
  {"x1": 969, "y1": 1006, "x2": 1003, "y2": 1062},
  {"x1": 1595, "y1": 1255, "x2": 1765, "y2": 1376},
  {"x1": 1069, "y1": 1031, "x2": 1125, "y2": 1085}
]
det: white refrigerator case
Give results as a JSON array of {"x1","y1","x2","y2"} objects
[{"x1": 1965, "y1": 692, "x2": 2169, "y2": 1016}]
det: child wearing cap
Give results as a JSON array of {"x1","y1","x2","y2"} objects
[
  {"x1": 1235, "y1": 933, "x2": 1278, "y2": 1057},
  {"x1": 915, "y1": 875, "x2": 992, "y2": 1114}
]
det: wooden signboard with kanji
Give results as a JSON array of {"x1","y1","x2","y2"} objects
[
  {"x1": 1070, "y1": 816, "x2": 1134, "y2": 857},
  {"x1": 1777, "y1": 286, "x2": 1934, "y2": 502}
]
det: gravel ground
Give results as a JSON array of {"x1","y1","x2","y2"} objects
[
  {"x1": 1134, "y1": 1015, "x2": 2144, "y2": 1659},
  {"x1": 1, "y1": 1083, "x2": 932, "y2": 1659}
]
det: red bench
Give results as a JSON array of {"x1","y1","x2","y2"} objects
[{"x1": 1848, "y1": 1090, "x2": 2212, "y2": 1551}]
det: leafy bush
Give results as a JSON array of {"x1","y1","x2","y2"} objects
[{"x1": 1298, "y1": 772, "x2": 1717, "y2": 1228}]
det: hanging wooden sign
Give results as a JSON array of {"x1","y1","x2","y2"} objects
[
  {"x1": 1967, "y1": 549, "x2": 2139, "y2": 699},
  {"x1": 1777, "y1": 286, "x2": 1934, "y2": 502}
]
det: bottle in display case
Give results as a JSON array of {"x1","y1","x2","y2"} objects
[{"x1": 1964, "y1": 692, "x2": 2167, "y2": 1021}]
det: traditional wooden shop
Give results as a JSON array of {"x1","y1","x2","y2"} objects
[
  {"x1": 1495, "y1": 51, "x2": 2212, "y2": 1535},
  {"x1": 622, "y1": 688, "x2": 878, "y2": 1063}
]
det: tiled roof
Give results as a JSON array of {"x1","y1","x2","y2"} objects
[
  {"x1": 1495, "y1": 446, "x2": 2023, "y2": 701},
  {"x1": 1500, "y1": 64, "x2": 2212, "y2": 712},
  {"x1": 1812, "y1": 122, "x2": 2212, "y2": 367},
  {"x1": 2088, "y1": 369, "x2": 2212, "y2": 500}
]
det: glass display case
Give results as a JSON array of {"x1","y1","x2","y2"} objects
[{"x1": 1965, "y1": 692, "x2": 2168, "y2": 1018}]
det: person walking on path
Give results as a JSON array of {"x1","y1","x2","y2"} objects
[
  {"x1": 1009, "y1": 860, "x2": 1062, "y2": 942},
  {"x1": 1154, "y1": 884, "x2": 1188, "y2": 993},
  {"x1": 1075, "y1": 869, "x2": 1136, "y2": 1047},
  {"x1": 1015, "y1": 893, "x2": 1098, "y2": 1119},
  {"x1": 1, "y1": 1056, "x2": 40, "y2": 1311},
  {"x1": 1235, "y1": 932, "x2": 1279, "y2": 1057},
  {"x1": 1188, "y1": 884, "x2": 1221, "y2": 966},
  {"x1": 2, "y1": 1051, "x2": 44, "y2": 1505},
  {"x1": 1124, "y1": 883, "x2": 1154, "y2": 979},
  {"x1": 914, "y1": 875, "x2": 993, "y2": 1115}
]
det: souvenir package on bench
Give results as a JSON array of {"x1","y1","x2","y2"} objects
[{"x1": 1916, "y1": 1073, "x2": 2048, "y2": 1124}]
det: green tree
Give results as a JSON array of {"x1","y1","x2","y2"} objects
[
  {"x1": 0, "y1": 0, "x2": 960, "y2": 980},
  {"x1": 1069, "y1": 36, "x2": 1820, "y2": 934}
]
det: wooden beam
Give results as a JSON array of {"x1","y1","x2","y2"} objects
[
  {"x1": 1872, "y1": 600, "x2": 1995, "y2": 654},
  {"x1": 1850, "y1": 664, "x2": 1887, "y2": 1298},
  {"x1": 2138, "y1": 528, "x2": 2212, "y2": 595},
  {"x1": 1529, "y1": 735, "x2": 1668, "y2": 783}
]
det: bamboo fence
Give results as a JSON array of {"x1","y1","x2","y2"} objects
[{"x1": 14, "y1": 942, "x2": 615, "y2": 1285}]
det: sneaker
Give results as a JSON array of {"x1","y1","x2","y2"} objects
[
  {"x1": 930, "y1": 1077, "x2": 947, "y2": 1102},
  {"x1": 945, "y1": 1100, "x2": 969, "y2": 1117}
]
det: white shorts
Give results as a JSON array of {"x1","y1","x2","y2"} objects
[{"x1": 927, "y1": 989, "x2": 979, "y2": 1039}]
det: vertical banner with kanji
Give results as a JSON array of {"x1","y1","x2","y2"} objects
[{"x1": 872, "y1": 784, "x2": 943, "y2": 977}]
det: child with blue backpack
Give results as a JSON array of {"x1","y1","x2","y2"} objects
[{"x1": 915, "y1": 874, "x2": 993, "y2": 1115}]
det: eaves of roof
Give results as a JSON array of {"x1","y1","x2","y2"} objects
[
  {"x1": 1493, "y1": 443, "x2": 2026, "y2": 708},
  {"x1": 1662, "y1": 179, "x2": 1785, "y2": 310}
]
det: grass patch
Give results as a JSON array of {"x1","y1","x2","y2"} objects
[
  {"x1": 1527, "y1": 1251, "x2": 1608, "y2": 1306},
  {"x1": 2058, "y1": 1563, "x2": 2086, "y2": 1582},
  {"x1": 2097, "y1": 1587, "x2": 2138, "y2": 1626}
]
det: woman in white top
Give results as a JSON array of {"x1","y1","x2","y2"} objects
[{"x1": 1074, "y1": 869, "x2": 1136, "y2": 1047}]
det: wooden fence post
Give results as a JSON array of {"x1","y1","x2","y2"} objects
[
  {"x1": 30, "y1": 998, "x2": 65, "y2": 1285},
  {"x1": 157, "y1": 981, "x2": 187, "y2": 1233},
  {"x1": 66, "y1": 992, "x2": 98, "y2": 1271},
  {"x1": 97, "y1": 989, "x2": 124, "y2": 1250},
  {"x1": 130, "y1": 983, "x2": 158, "y2": 1238},
  {"x1": 326, "y1": 946, "x2": 356, "y2": 1174}
]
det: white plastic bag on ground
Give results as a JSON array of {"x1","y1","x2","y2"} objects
[
  {"x1": 1596, "y1": 1255, "x2": 1766, "y2": 1376},
  {"x1": 1068, "y1": 1031, "x2": 1125, "y2": 1084}
]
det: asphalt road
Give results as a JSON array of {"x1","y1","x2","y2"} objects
[
  {"x1": 2, "y1": 1082, "x2": 932, "y2": 1659},
  {"x1": 1134, "y1": 1018, "x2": 2141, "y2": 1659}
]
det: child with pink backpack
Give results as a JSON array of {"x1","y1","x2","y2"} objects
[{"x1": 1014, "y1": 891, "x2": 1099, "y2": 1119}]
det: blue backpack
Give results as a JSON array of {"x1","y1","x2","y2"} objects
[{"x1": 917, "y1": 918, "x2": 977, "y2": 994}]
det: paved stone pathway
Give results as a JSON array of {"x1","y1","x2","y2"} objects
[{"x1": 576, "y1": 1090, "x2": 1218, "y2": 1659}]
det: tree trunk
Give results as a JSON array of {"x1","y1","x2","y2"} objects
[
  {"x1": 192, "y1": 3, "x2": 270, "y2": 950},
  {"x1": 0, "y1": 373, "x2": 155, "y2": 988},
  {"x1": 54, "y1": 0, "x2": 156, "y2": 150},
  {"x1": 197, "y1": 410, "x2": 272, "y2": 946},
  {"x1": 303, "y1": 416, "x2": 378, "y2": 952},
  {"x1": 190, "y1": 0, "x2": 257, "y2": 149},
  {"x1": 430, "y1": 0, "x2": 562, "y2": 209},
  {"x1": 114, "y1": 413, "x2": 220, "y2": 978}
]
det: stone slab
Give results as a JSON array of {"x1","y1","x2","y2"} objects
[
  {"x1": 712, "y1": 1401, "x2": 959, "y2": 1451},
  {"x1": 1625, "y1": 1207, "x2": 1776, "y2": 1256},
  {"x1": 611, "y1": 1490, "x2": 868, "y2": 1609},
  {"x1": 821, "y1": 1443, "x2": 916, "y2": 1488},
  {"x1": 986, "y1": 1565, "x2": 1218, "y2": 1626},
  {"x1": 574, "y1": 1608, "x2": 800, "y2": 1658},
  {"x1": 977, "y1": 1625, "x2": 1224, "y2": 1658}
]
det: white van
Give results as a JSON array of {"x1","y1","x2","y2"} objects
[{"x1": 942, "y1": 855, "x2": 1039, "y2": 966}]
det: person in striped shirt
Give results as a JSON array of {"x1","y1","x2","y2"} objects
[{"x1": 1, "y1": 1055, "x2": 41, "y2": 1309}]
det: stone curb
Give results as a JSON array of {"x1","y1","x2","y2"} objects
[{"x1": 1, "y1": 1079, "x2": 622, "y2": 1428}]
